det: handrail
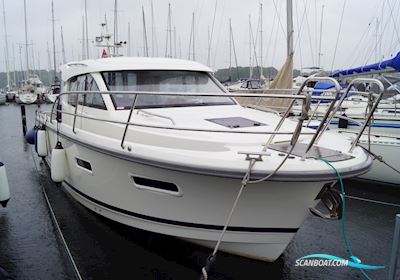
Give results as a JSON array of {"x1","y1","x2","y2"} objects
[
  {"x1": 45, "y1": 80, "x2": 349, "y2": 157},
  {"x1": 262, "y1": 77, "x2": 341, "y2": 153},
  {"x1": 348, "y1": 79, "x2": 385, "y2": 152},
  {"x1": 136, "y1": 109, "x2": 176, "y2": 125}
]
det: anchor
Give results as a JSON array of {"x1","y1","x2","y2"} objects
[{"x1": 309, "y1": 183, "x2": 343, "y2": 220}]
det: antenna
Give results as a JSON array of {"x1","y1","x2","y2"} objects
[{"x1": 95, "y1": 13, "x2": 126, "y2": 57}]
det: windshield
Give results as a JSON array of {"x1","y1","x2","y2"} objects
[{"x1": 101, "y1": 70, "x2": 234, "y2": 109}]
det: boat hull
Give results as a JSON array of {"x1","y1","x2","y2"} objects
[
  {"x1": 16, "y1": 93, "x2": 38, "y2": 104},
  {"x1": 45, "y1": 128, "x2": 326, "y2": 261}
]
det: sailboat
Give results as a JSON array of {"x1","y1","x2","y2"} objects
[
  {"x1": 16, "y1": 0, "x2": 38, "y2": 104},
  {"x1": 2, "y1": 0, "x2": 16, "y2": 102},
  {"x1": 291, "y1": 53, "x2": 400, "y2": 185}
]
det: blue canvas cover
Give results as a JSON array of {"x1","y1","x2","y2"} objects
[{"x1": 331, "y1": 52, "x2": 400, "y2": 77}]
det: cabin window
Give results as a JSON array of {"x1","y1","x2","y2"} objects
[
  {"x1": 101, "y1": 70, "x2": 234, "y2": 110},
  {"x1": 66, "y1": 74, "x2": 106, "y2": 110}
]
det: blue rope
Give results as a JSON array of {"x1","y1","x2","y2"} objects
[{"x1": 319, "y1": 158, "x2": 373, "y2": 280}]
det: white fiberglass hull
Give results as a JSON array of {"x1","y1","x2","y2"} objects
[
  {"x1": 44, "y1": 127, "x2": 326, "y2": 261},
  {"x1": 17, "y1": 93, "x2": 38, "y2": 104}
]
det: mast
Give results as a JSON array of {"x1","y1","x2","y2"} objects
[
  {"x1": 23, "y1": 0, "x2": 29, "y2": 79},
  {"x1": 207, "y1": 0, "x2": 217, "y2": 67},
  {"x1": 81, "y1": 16, "x2": 85, "y2": 59},
  {"x1": 51, "y1": 0, "x2": 57, "y2": 78},
  {"x1": 127, "y1": 22, "x2": 131, "y2": 56},
  {"x1": 2, "y1": 0, "x2": 10, "y2": 89},
  {"x1": 150, "y1": 0, "x2": 157, "y2": 56},
  {"x1": 287, "y1": 0, "x2": 294, "y2": 89},
  {"x1": 165, "y1": 3, "x2": 172, "y2": 58},
  {"x1": 31, "y1": 40, "x2": 36, "y2": 74},
  {"x1": 61, "y1": 26, "x2": 66, "y2": 64},
  {"x1": 259, "y1": 3, "x2": 263, "y2": 79},
  {"x1": 84, "y1": 0, "x2": 89, "y2": 58},
  {"x1": 229, "y1": 18, "x2": 232, "y2": 81},
  {"x1": 18, "y1": 45, "x2": 23, "y2": 80},
  {"x1": 191, "y1": 12, "x2": 195, "y2": 60},
  {"x1": 142, "y1": 6, "x2": 149, "y2": 57},
  {"x1": 113, "y1": 0, "x2": 118, "y2": 55},
  {"x1": 249, "y1": 15, "x2": 253, "y2": 79},
  {"x1": 286, "y1": 0, "x2": 294, "y2": 57},
  {"x1": 317, "y1": 5, "x2": 324, "y2": 68},
  {"x1": 47, "y1": 42, "x2": 52, "y2": 83},
  {"x1": 173, "y1": 26, "x2": 176, "y2": 58},
  {"x1": 12, "y1": 44, "x2": 17, "y2": 86}
]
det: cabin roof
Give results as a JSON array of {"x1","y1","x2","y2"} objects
[{"x1": 60, "y1": 57, "x2": 213, "y2": 81}]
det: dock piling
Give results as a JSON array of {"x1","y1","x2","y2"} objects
[
  {"x1": 20, "y1": 105, "x2": 27, "y2": 136},
  {"x1": 388, "y1": 214, "x2": 400, "y2": 280}
]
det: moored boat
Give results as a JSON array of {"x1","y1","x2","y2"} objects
[{"x1": 35, "y1": 57, "x2": 372, "y2": 261}]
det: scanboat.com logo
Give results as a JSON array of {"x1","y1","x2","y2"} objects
[{"x1": 295, "y1": 254, "x2": 385, "y2": 270}]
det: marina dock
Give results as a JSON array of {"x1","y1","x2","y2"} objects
[{"x1": 0, "y1": 103, "x2": 399, "y2": 279}]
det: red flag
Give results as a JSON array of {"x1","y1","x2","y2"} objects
[{"x1": 101, "y1": 49, "x2": 107, "y2": 58}]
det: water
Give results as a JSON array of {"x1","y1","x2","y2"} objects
[{"x1": 0, "y1": 103, "x2": 399, "y2": 279}]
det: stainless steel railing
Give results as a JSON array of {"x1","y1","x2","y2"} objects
[{"x1": 44, "y1": 76, "x2": 377, "y2": 156}]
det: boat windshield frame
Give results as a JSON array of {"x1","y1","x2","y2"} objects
[{"x1": 100, "y1": 70, "x2": 235, "y2": 110}]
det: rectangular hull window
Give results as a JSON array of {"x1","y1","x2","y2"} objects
[
  {"x1": 76, "y1": 158, "x2": 92, "y2": 171},
  {"x1": 132, "y1": 176, "x2": 179, "y2": 193}
]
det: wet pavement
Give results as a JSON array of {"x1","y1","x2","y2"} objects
[{"x1": 0, "y1": 103, "x2": 399, "y2": 280}]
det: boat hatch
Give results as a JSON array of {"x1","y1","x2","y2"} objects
[
  {"x1": 269, "y1": 142, "x2": 354, "y2": 162},
  {"x1": 206, "y1": 117, "x2": 266, "y2": 129}
]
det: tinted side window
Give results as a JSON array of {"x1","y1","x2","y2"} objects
[
  {"x1": 68, "y1": 76, "x2": 79, "y2": 106},
  {"x1": 83, "y1": 75, "x2": 106, "y2": 110}
]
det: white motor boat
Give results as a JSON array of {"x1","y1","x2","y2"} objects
[
  {"x1": 17, "y1": 74, "x2": 45, "y2": 104},
  {"x1": 36, "y1": 57, "x2": 372, "y2": 261}
]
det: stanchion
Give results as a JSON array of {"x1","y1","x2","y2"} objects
[{"x1": 20, "y1": 105, "x2": 27, "y2": 136}]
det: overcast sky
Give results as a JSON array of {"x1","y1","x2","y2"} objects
[{"x1": 1, "y1": 0, "x2": 399, "y2": 74}]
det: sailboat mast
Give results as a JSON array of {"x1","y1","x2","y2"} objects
[
  {"x1": 318, "y1": 5, "x2": 324, "y2": 68},
  {"x1": 142, "y1": 6, "x2": 149, "y2": 57},
  {"x1": 12, "y1": 45, "x2": 17, "y2": 86},
  {"x1": 150, "y1": 0, "x2": 157, "y2": 56},
  {"x1": 249, "y1": 15, "x2": 252, "y2": 79},
  {"x1": 191, "y1": 12, "x2": 195, "y2": 60},
  {"x1": 84, "y1": 0, "x2": 89, "y2": 58},
  {"x1": 229, "y1": 18, "x2": 232, "y2": 80},
  {"x1": 259, "y1": 3, "x2": 263, "y2": 79},
  {"x1": 127, "y1": 22, "x2": 131, "y2": 56},
  {"x1": 81, "y1": 16, "x2": 85, "y2": 59},
  {"x1": 114, "y1": 0, "x2": 118, "y2": 55},
  {"x1": 51, "y1": 0, "x2": 57, "y2": 78},
  {"x1": 23, "y1": 0, "x2": 29, "y2": 79},
  {"x1": 61, "y1": 26, "x2": 66, "y2": 64},
  {"x1": 286, "y1": 0, "x2": 294, "y2": 57},
  {"x1": 2, "y1": 0, "x2": 10, "y2": 88}
]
